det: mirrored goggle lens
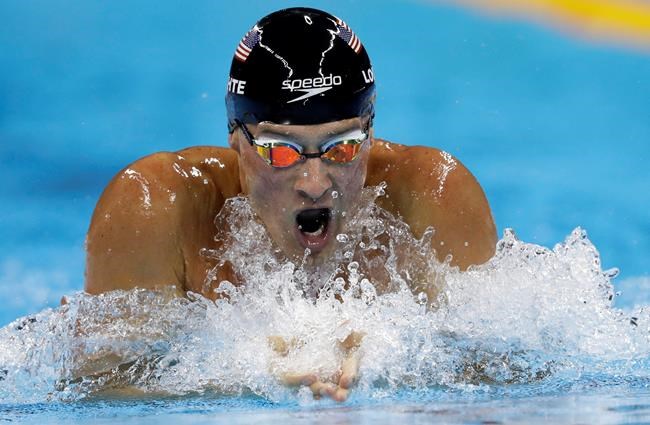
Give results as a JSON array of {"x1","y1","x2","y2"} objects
[
  {"x1": 263, "y1": 144, "x2": 302, "y2": 168},
  {"x1": 321, "y1": 141, "x2": 364, "y2": 163}
]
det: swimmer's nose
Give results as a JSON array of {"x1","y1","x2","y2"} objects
[{"x1": 294, "y1": 158, "x2": 332, "y2": 202}]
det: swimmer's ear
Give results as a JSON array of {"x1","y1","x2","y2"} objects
[{"x1": 228, "y1": 130, "x2": 241, "y2": 153}]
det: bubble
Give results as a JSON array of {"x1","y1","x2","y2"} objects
[
  {"x1": 336, "y1": 234, "x2": 349, "y2": 243},
  {"x1": 417, "y1": 291, "x2": 428, "y2": 304},
  {"x1": 331, "y1": 191, "x2": 339, "y2": 199}
]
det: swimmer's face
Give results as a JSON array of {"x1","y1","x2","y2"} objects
[{"x1": 229, "y1": 117, "x2": 372, "y2": 263}]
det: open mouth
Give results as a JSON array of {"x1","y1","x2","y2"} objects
[{"x1": 295, "y1": 208, "x2": 332, "y2": 252}]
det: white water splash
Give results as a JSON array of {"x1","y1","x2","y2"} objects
[{"x1": 0, "y1": 186, "x2": 648, "y2": 404}]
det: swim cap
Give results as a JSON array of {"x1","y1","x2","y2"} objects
[{"x1": 226, "y1": 7, "x2": 376, "y2": 128}]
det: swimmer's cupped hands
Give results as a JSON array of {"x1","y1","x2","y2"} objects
[{"x1": 268, "y1": 330, "x2": 365, "y2": 402}]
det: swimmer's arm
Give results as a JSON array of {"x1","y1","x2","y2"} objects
[
  {"x1": 407, "y1": 147, "x2": 497, "y2": 269},
  {"x1": 368, "y1": 141, "x2": 497, "y2": 270},
  {"x1": 85, "y1": 153, "x2": 191, "y2": 295}
]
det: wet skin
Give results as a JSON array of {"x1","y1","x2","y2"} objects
[{"x1": 83, "y1": 117, "x2": 497, "y2": 400}]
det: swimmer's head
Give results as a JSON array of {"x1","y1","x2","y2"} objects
[
  {"x1": 226, "y1": 9, "x2": 375, "y2": 264},
  {"x1": 225, "y1": 7, "x2": 375, "y2": 128}
]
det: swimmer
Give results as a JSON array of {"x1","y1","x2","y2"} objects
[{"x1": 83, "y1": 8, "x2": 497, "y2": 401}]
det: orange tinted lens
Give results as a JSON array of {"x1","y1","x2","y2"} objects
[
  {"x1": 270, "y1": 145, "x2": 301, "y2": 167},
  {"x1": 322, "y1": 142, "x2": 362, "y2": 163}
]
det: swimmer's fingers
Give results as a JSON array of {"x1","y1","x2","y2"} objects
[
  {"x1": 338, "y1": 350, "x2": 360, "y2": 390},
  {"x1": 281, "y1": 373, "x2": 349, "y2": 401},
  {"x1": 280, "y1": 372, "x2": 318, "y2": 387},
  {"x1": 268, "y1": 335, "x2": 292, "y2": 356},
  {"x1": 268, "y1": 335, "x2": 303, "y2": 357},
  {"x1": 339, "y1": 331, "x2": 365, "y2": 351},
  {"x1": 309, "y1": 380, "x2": 339, "y2": 400},
  {"x1": 336, "y1": 331, "x2": 363, "y2": 391},
  {"x1": 309, "y1": 380, "x2": 350, "y2": 402},
  {"x1": 304, "y1": 350, "x2": 360, "y2": 402},
  {"x1": 332, "y1": 386, "x2": 350, "y2": 402}
]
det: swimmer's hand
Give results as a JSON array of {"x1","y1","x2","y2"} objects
[{"x1": 268, "y1": 331, "x2": 364, "y2": 402}]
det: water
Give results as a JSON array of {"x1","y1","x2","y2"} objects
[
  {"x1": 1, "y1": 0, "x2": 649, "y2": 423},
  {"x1": 2, "y1": 190, "x2": 650, "y2": 422}
]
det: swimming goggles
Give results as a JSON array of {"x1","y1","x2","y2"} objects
[{"x1": 232, "y1": 119, "x2": 370, "y2": 168}]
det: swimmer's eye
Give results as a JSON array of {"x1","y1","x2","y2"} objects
[
  {"x1": 320, "y1": 134, "x2": 367, "y2": 164},
  {"x1": 246, "y1": 122, "x2": 368, "y2": 168},
  {"x1": 255, "y1": 140, "x2": 303, "y2": 168}
]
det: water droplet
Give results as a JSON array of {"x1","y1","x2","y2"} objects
[
  {"x1": 334, "y1": 277, "x2": 346, "y2": 291},
  {"x1": 331, "y1": 191, "x2": 339, "y2": 199},
  {"x1": 336, "y1": 234, "x2": 349, "y2": 243}
]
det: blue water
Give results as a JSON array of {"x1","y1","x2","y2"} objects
[{"x1": 1, "y1": 0, "x2": 649, "y2": 423}]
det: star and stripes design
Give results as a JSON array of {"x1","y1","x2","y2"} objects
[
  {"x1": 335, "y1": 17, "x2": 362, "y2": 54},
  {"x1": 234, "y1": 26, "x2": 261, "y2": 62},
  {"x1": 234, "y1": 18, "x2": 363, "y2": 62}
]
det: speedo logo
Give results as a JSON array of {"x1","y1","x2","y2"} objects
[{"x1": 281, "y1": 74, "x2": 343, "y2": 103}]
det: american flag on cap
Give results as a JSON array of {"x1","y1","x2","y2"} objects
[
  {"x1": 235, "y1": 26, "x2": 260, "y2": 62},
  {"x1": 335, "y1": 17, "x2": 362, "y2": 54}
]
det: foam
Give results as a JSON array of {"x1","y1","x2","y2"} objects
[{"x1": 0, "y1": 186, "x2": 647, "y2": 403}]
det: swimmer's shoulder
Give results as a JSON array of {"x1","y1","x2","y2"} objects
[
  {"x1": 368, "y1": 138, "x2": 469, "y2": 196},
  {"x1": 86, "y1": 146, "x2": 241, "y2": 294},
  {"x1": 174, "y1": 146, "x2": 241, "y2": 199},
  {"x1": 369, "y1": 138, "x2": 446, "y2": 166},
  {"x1": 96, "y1": 146, "x2": 240, "y2": 214},
  {"x1": 367, "y1": 138, "x2": 497, "y2": 269}
]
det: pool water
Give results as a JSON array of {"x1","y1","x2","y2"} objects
[
  {"x1": 1, "y1": 0, "x2": 649, "y2": 423},
  {"x1": 4, "y1": 391, "x2": 650, "y2": 424}
]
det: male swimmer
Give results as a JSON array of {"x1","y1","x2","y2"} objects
[{"x1": 83, "y1": 8, "x2": 497, "y2": 401}]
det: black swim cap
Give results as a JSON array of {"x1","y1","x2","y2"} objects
[{"x1": 226, "y1": 7, "x2": 376, "y2": 128}]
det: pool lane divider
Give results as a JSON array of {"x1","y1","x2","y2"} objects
[{"x1": 434, "y1": 0, "x2": 650, "y2": 52}]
